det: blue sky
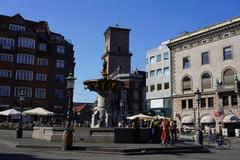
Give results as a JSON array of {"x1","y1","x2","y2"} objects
[{"x1": 0, "y1": 0, "x2": 240, "y2": 102}]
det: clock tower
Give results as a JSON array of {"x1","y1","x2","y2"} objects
[{"x1": 102, "y1": 26, "x2": 132, "y2": 78}]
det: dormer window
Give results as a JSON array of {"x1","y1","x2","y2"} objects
[{"x1": 9, "y1": 24, "x2": 25, "y2": 31}]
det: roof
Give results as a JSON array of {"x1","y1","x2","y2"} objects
[
  {"x1": 170, "y1": 16, "x2": 240, "y2": 44},
  {"x1": 0, "y1": 13, "x2": 72, "y2": 45},
  {"x1": 104, "y1": 26, "x2": 131, "y2": 35},
  {"x1": 74, "y1": 104, "x2": 87, "y2": 113}
]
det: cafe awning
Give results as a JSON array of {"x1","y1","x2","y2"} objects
[
  {"x1": 182, "y1": 115, "x2": 194, "y2": 124},
  {"x1": 200, "y1": 115, "x2": 216, "y2": 123},
  {"x1": 223, "y1": 114, "x2": 240, "y2": 123}
]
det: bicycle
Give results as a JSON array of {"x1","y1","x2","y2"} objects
[{"x1": 207, "y1": 134, "x2": 231, "y2": 149}]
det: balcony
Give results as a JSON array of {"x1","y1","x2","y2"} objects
[
  {"x1": 0, "y1": 44, "x2": 14, "y2": 50},
  {"x1": 216, "y1": 82, "x2": 240, "y2": 94}
]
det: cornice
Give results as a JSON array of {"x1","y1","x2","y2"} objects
[{"x1": 168, "y1": 21, "x2": 240, "y2": 53}]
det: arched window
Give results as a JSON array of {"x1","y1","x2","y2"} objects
[
  {"x1": 202, "y1": 73, "x2": 211, "y2": 90},
  {"x1": 223, "y1": 69, "x2": 234, "y2": 85},
  {"x1": 183, "y1": 76, "x2": 191, "y2": 92}
]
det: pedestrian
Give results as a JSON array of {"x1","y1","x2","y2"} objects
[
  {"x1": 173, "y1": 120, "x2": 177, "y2": 141},
  {"x1": 161, "y1": 118, "x2": 168, "y2": 145},
  {"x1": 169, "y1": 119, "x2": 174, "y2": 144},
  {"x1": 133, "y1": 117, "x2": 140, "y2": 143}
]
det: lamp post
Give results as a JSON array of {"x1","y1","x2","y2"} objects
[
  {"x1": 62, "y1": 73, "x2": 76, "y2": 150},
  {"x1": 16, "y1": 90, "x2": 25, "y2": 138},
  {"x1": 194, "y1": 88, "x2": 203, "y2": 145}
]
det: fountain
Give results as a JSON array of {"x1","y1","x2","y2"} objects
[{"x1": 83, "y1": 60, "x2": 124, "y2": 128}]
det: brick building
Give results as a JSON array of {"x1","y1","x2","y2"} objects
[
  {"x1": 168, "y1": 16, "x2": 240, "y2": 136},
  {"x1": 101, "y1": 26, "x2": 146, "y2": 123},
  {"x1": 0, "y1": 14, "x2": 75, "y2": 113}
]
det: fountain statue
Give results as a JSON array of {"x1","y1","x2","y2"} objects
[{"x1": 83, "y1": 60, "x2": 124, "y2": 128}]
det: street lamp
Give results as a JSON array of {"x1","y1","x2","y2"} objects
[
  {"x1": 62, "y1": 72, "x2": 76, "y2": 150},
  {"x1": 16, "y1": 90, "x2": 25, "y2": 138},
  {"x1": 194, "y1": 88, "x2": 203, "y2": 145}
]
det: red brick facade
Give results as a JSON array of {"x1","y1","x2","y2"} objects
[{"x1": 0, "y1": 14, "x2": 74, "y2": 113}]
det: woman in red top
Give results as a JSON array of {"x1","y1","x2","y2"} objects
[{"x1": 161, "y1": 118, "x2": 168, "y2": 145}]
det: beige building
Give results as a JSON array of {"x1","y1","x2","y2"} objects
[{"x1": 168, "y1": 16, "x2": 240, "y2": 136}]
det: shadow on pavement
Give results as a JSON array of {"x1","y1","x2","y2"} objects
[{"x1": 0, "y1": 153, "x2": 53, "y2": 160}]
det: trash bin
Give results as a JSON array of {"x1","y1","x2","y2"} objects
[{"x1": 235, "y1": 129, "x2": 240, "y2": 137}]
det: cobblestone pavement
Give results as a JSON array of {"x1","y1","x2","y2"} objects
[{"x1": 0, "y1": 129, "x2": 240, "y2": 160}]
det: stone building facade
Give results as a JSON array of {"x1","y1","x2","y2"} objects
[
  {"x1": 168, "y1": 16, "x2": 240, "y2": 136},
  {"x1": 0, "y1": 14, "x2": 75, "y2": 113}
]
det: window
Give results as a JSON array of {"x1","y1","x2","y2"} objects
[
  {"x1": 231, "y1": 95, "x2": 238, "y2": 106},
  {"x1": 18, "y1": 37, "x2": 35, "y2": 49},
  {"x1": 35, "y1": 88, "x2": 46, "y2": 99},
  {"x1": 0, "y1": 53, "x2": 13, "y2": 62},
  {"x1": 9, "y1": 24, "x2": 25, "y2": 31},
  {"x1": 56, "y1": 74, "x2": 65, "y2": 83},
  {"x1": 150, "y1": 56, "x2": 155, "y2": 64},
  {"x1": 146, "y1": 58, "x2": 148, "y2": 64},
  {"x1": 208, "y1": 97, "x2": 214, "y2": 107},
  {"x1": 164, "y1": 82, "x2": 169, "y2": 89},
  {"x1": 38, "y1": 43, "x2": 47, "y2": 51},
  {"x1": 188, "y1": 99, "x2": 193, "y2": 108},
  {"x1": 202, "y1": 73, "x2": 211, "y2": 90},
  {"x1": 163, "y1": 67, "x2": 169, "y2": 75},
  {"x1": 36, "y1": 73, "x2": 47, "y2": 81},
  {"x1": 121, "y1": 90, "x2": 127, "y2": 100},
  {"x1": 163, "y1": 52, "x2": 169, "y2": 60},
  {"x1": 157, "y1": 83, "x2": 162, "y2": 91},
  {"x1": 0, "y1": 86, "x2": 10, "y2": 96},
  {"x1": 150, "y1": 70, "x2": 155, "y2": 77},
  {"x1": 163, "y1": 98, "x2": 171, "y2": 108},
  {"x1": 183, "y1": 57, "x2": 190, "y2": 69},
  {"x1": 0, "y1": 37, "x2": 15, "y2": 49},
  {"x1": 223, "y1": 46, "x2": 232, "y2": 60},
  {"x1": 37, "y1": 58, "x2": 48, "y2": 66},
  {"x1": 15, "y1": 70, "x2": 33, "y2": 81},
  {"x1": 223, "y1": 96, "x2": 229, "y2": 107},
  {"x1": 117, "y1": 46, "x2": 122, "y2": 52},
  {"x1": 0, "y1": 70, "x2": 12, "y2": 78},
  {"x1": 183, "y1": 76, "x2": 191, "y2": 92},
  {"x1": 146, "y1": 86, "x2": 148, "y2": 92},
  {"x1": 182, "y1": 100, "x2": 186, "y2": 109},
  {"x1": 150, "y1": 85, "x2": 155, "y2": 92},
  {"x1": 156, "y1": 69, "x2": 162, "y2": 76},
  {"x1": 14, "y1": 87, "x2": 32, "y2": 98},
  {"x1": 133, "y1": 90, "x2": 139, "y2": 100},
  {"x1": 156, "y1": 54, "x2": 161, "y2": 62},
  {"x1": 202, "y1": 52, "x2": 209, "y2": 65},
  {"x1": 55, "y1": 89, "x2": 64, "y2": 98},
  {"x1": 201, "y1": 98, "x2": 206, "y2": 108},
  {"x1": 57, "y1": 45, "x2": 65, "y2": 54},
  {"x1": 16, "y1": 53, "x2": 34, "y2": 65},
  {"x1": 56, "y1": 60, "x2": 65, "y2": 68},
  {"x1": 223, "y1": 69, "x2": 234, "y2": 85}
]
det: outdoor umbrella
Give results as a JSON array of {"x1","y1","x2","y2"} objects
[
  {"x1": 0, "y1": 109, "x2": 21, "y2": 116},
  {"x1": 126, "y1": 113, "x2": 154, "y2": 120},
  {"x1": 154, "y1": 115, "x2": 170, "y2": 120},
  {"x1": 23, "y1": 107, "x2": 54, "y2": 116}
]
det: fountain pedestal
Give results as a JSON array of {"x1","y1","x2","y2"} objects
[{"x1": 91, "y1": 91, "x2": 112, "y2": 128}]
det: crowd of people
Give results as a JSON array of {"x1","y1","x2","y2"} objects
[{"x1": 132, "y1": 117, "x2": 178, "y2": 145}]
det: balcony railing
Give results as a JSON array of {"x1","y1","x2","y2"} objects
[
  {"x1": 216, "y1": 83, "x2": 239, "y2": 93},
  {"x1": 0, "y1": 44, "x2": 14, "y2": 50}
]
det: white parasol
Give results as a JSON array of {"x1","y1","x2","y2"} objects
[
  {"x1": 23, "y1": 107, "x2": 54, "y2": 116},
  {"x1": 0, "y1": 109, "x2": 21, "y2": 116},
  {"x1": 126, "y1": 113, "x2": 154, "y2": 120}
]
